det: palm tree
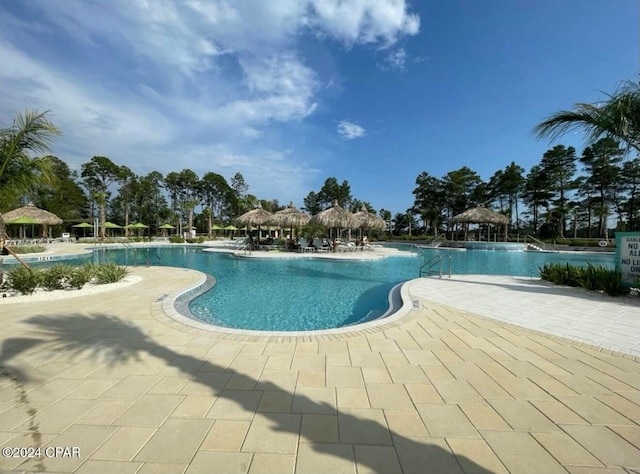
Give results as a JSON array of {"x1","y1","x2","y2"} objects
[
  {"x1": 0, "y1": 110, "x2": 61, "y2": 210},
  {"x1": 534, "y1": 78, "x2": 640, "y2": 153},
  {"x1": 1, "y1": 110, "x2": 60, "y2": 283}
]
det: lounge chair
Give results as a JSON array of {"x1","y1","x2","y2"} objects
[
  {"x1": 313, "y1": 238, "x2": 329, "y2": 253},
  {"x1": 299, "y1": 237, "x2": 315, "y2": 253}
]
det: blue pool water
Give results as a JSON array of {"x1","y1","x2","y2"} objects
[{"x1": 18, "y1": 246, "x2": 615, "y2": 331}]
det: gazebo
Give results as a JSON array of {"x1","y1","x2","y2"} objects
[
  {"x1": 270, "y1": 202, "x2": 310, "y2": 244},
  {"x1": 236, "y1": 203, "x2": 273, "y2": 241},
  {"x1": 310, "y1": 200, "x2": 355, "y2": 251},
  {"x1": 0, "y1": 203, "x2": 63, "y2": 238},
  {"x1": 450, "y1": 207, "x2": 509, "y2": 241},
  {"x1": 352, "y1": 205, "x2": 386, "y2": 239}
]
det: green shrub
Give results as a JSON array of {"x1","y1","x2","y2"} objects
[
  {"x1": 185, "y1": 236, "x2": 205, "y2": 243},
  {"x1": 539, "y1": 263, "x2": 582, "y2": 287},
  {"x1": 95, "y1": 262, "x2": 129, "y2": 284},
  {"x1": 39, "y1": 264, "x2": 73, "y2": 290},
  {"x1": 594, "y1": 267, "x2": 625, "y2": 296},
  {"x1": 169, "y1": 235, "x2": 185, "y2": 243},
  {"x1": 7, "y1": 267, "x2": 40, "y2": 295},
  {"x1": 10, "y1": 245, "x2": 46, "y2": 254},
  {"x1": 540, "y1": 262, "x2": 626, "y2": 296},
  {"x1": 68, "y1": 263, "x2": 97, "y2": 289},
  {"x1": 579, "y1": 263, "x2": 598, "y2": 291}
]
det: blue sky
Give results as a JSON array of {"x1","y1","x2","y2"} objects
[{"x1": 0, "y1": 0, "x2": 637, "y2": 215}]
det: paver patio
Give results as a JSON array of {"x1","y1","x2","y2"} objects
[{"x1": 0, "y1": 259, "x2": 639, "y2": 473}]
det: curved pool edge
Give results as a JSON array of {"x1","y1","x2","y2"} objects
[{"x1": 160, "y1": 268, "x2": 421, "y2": 338}]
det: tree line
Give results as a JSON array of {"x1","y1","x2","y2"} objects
[
  {"x1": 1, "y1": 78, "x2": 638, "y2": 240},
  {"x1": 408, "y1": 139, "x2": 639, "y2": 239},
  {"x1": 0, "y1": 115, "x2": 381, "y2": 237}
]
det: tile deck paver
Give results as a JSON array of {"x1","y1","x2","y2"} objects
[{"x1": 0, "y1": 257, "x2": 638, "y2": 473}]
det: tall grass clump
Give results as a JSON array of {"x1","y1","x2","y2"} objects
[
  {"x1": 6, "y1": 267, "x2": 40, "y2": 295},
  {"x1": 539, "y1": 262, "x2": 626, "y2": 296},
  {"x1": 95, "y1": 262, "x2": 129, "y2": 284},
  {"x1": 68, "y1": 262, "x2": 97, "y2": 289},
  {"x1": 39, "y1": 264, "x2": 74, "y2": 290},
  {"x1": 4, "y1": 261, "x2": 128, "y2": 295}
]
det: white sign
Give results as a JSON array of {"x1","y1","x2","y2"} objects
[{"x1": 616, "y1": 232, "x2": 640, "y2": 286}]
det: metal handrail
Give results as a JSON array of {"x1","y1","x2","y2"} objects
[
  {"x1": 427, "y1": 232, "x2": 447, "y2": 247},
  {"x1": 419, "y1": 256, "x2": 440, "y2": 276},
  {"x1": 234, "y1": 238, "x2": 252, "y2": 255},
  {"x1": 419, "y1": 255, "x2": 452, "y2": 278},
  {"x1": 524, "y1": 235, "x2": 559, "y2": 252}
]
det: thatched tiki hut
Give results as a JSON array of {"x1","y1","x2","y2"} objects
[
  {"x1": 0, "y1": 203, "x2": 63, "y2": 238},
  {"x1": 270, "y1": 202, "x2": 310, "y2": 244},
  {"x1": 352, "y1": 205, "x2": 386, "y2": 239},
  {"x1": 310, "y1": 200, "x2": 355, "y2": 251},
  {"x1": 236, "y1": 203, "x2": 273, "y2": 242},
  {"x1": 450, "y1": 206, "x2": 509, "y2": 241}
]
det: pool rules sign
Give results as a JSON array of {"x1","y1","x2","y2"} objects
[{"x1": 616, "y1": 232, "x2": 640, "y2": 286}]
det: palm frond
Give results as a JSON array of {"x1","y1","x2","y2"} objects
[
  {"x1": 533, "y1": 78, "x2": 640, "y2": 152},
  {"x1": 1, "y1": 110, "x2": 61, "y2": 180}
]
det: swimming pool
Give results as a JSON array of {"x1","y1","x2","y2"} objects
[{"x1": 15, "y1": 246, "x2": 615, "y2": 331}]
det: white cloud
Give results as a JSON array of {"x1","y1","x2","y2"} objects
[
  {"x1": 384, "y1": 48, "x2": 407, "y2": 71},
  {"x1": 337, "y1": 121, "x2": 366, "y2": 140},
  {"x1": 308, "y1": 0, "x2": 419, "y2": 46},
  {"x1": 0, "y1": 0, "x2": 418, "y2": 202}
]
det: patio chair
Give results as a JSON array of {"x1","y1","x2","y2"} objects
[
  {"x1": 313, "y1": 238, "x2": 329, "y2": 253},
  {"x1": 299, "y1": 237, "x2": 315, "y2": 253}
]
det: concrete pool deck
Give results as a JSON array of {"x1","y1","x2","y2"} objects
[{"x1": 0, "y1": 244, "x2": 638, "y2": 473}]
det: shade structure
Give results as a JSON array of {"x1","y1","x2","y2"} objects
[
  {"x1": 450, "y1": 206, "x2": 509, "y2": 241},
  {"x1": 158, "y1": 223, "x2": 175, "y2": 237},
  {"x1": 352, "y1": 205, "x2": 386, "y2": 231},
  {"x1": 0, "y1": 203, "x2": 63, "y2": 238},
  {"x1": 310, "y1": 200, "x2": 355, "y2": 251},
  {"x1": 72, "y1": 221, "x2": 92, "y2": 238},
  {"x1": 236, "y1": 203, "x2": 273, "y2": 227},
  {"x1": 270, "y1": 202, "x2": 310, "y2": 242},
  {"x1": 103, "y1": 222, "x2": 122, "y2": 229},
  {"x1": 4, "y1": 216, "x2": 39, "y2": 239},
  {"x1": 125, "y1": 223, "x2": 148, "y2": 237},
  {"x1": 310, "y1": 200, "x2": 355, "y2": 229},
  {"x1": 5, "y1": 216, "x2": 40, "y2": 225},
  {"x1": 211, "y1": 224, "x2": 223, "y2": 231},
  {"x1": 223, "y1": 225, "x2": 238, "y2": 231},
  {"x1": 126, "y1": 222, "x2": 149, "y2": 229},
  {"x1": 450, "y1": 207, "x2": 509, "y2": 225},
  {"x1": 236, "y1": 203, "x2": 273, "y2": 242},
  {"x1": 0, "y1": 203, "x2": 63, "y2": 225}
]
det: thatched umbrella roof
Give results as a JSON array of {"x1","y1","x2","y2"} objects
[
  {"x1": 0, "y1": 203, "x2": 62, "y2": 225},
  {"x1": 270, "y1": 202, "x2": 310, "y2": 242},
  {"x1": 352, "y1": 205, "x2": 386, "y2": 230},
  {"x1": 270, "y1": 202, "x2": 310, "y2": 228},
  {"x1": 310, "y1": 200, "x2": 355, "y2": 228},
  {"x1": 236, "y1": 203, "x2": 273, "y2": 226},
  {"x1": 450, "y1": 207, "x2": 508, "y2": 225}
]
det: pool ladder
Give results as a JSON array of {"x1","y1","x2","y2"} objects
[{"x1": 419, "y1": 255, "x2": 452, "y2": 278}]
